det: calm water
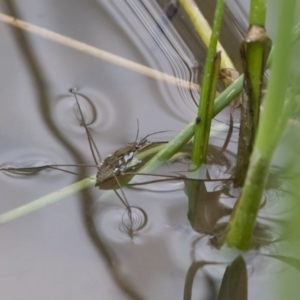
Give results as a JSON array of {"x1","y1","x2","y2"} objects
[{"x1": 0, "y1": 1, "x2": 296, "y2": 299}]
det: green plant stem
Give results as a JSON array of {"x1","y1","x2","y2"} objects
[
  {"x1": 0, "y1": 177, "x2": 96, "y2": 224},
  {"x1": 249, "y1": 0, "x2": 267, "y2": 25},
  {"x1": 225, "y1": 0, "x2": 297, "y2": 250},
  {"x1": 198, "y1": 52, "x2": 221, "y2": 166},
  {"x1": 191, "y1": 0, "x2": 225, "y2": 168},
  {"x1": 244, "y1": 38, "x2": 269, "y2": 132},
  {"x1": 234, "y1": 0, "x2": 271, "y2": 187},
  {"x1": 139, "y1": 121, "x2": 195, "y2": 174}
]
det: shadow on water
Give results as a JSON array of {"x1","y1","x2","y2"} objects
[{"x1": 4, "y1": 0, "x2": 144, "y2": 299}]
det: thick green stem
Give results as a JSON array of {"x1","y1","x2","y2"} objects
[
  {"x1": 225, "y1": 0, "x2": 297, "y2": 250},
  {"x1": 235, "y1": 28, "x2": 271, "y2": 187},
  {"x1": 234, "y1": 0, "x2": 271, "y2": 187},
  {"x1": 249, "y1": 0, "x2": 267, "y2": 26}
]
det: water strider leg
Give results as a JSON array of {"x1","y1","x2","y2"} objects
[
  {"x1": 70, "y1": 88, "x2": 102, "y2": 165},
  {"x1": 70, "y1": 89, "x2": 146, "y2": 235},
  {"x1": 0, "y1": 89, "x2": 103, "y2": 177}
]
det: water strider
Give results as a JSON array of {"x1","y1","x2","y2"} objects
[
  {"x1": 95, "y1": 126, "x2": 169, "y2": 185},
  {"x1": 0, "y1": 88, "x2": 172, "y2": 235},
  {"x1": 71, "y1": 88, "x2": 172, "y2": 236}
]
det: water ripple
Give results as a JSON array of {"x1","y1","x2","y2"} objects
[{"x1": 53, "y1": 89, "x2": 116, "y2": 134}]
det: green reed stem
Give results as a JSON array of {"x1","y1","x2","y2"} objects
[
  {"x1": 225, "y1": 0, "x2": 297, "y2": 250},
  {"x1": 195, "y1": 52, "x2": 221, "y2": 168},
  {"x1": 249, "y1": 0, "x2": 267, "y2": 26},
  {"x1": 234, "y1": 0, "x2": 271, "y2": 187},
  {"x1": 191, "y1": 0, "x2": 225, "y2": 168},
  {"x1": 0, "y1": 177, "x2": 95, "y2": 224}
]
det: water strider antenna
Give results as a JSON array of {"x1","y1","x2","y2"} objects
[
  {"x1": 139, "y1": 130, "x2": 171, "y2": 144},
  {"x1": 134, "y1": 119, "x2": 139, "y2": 143}
]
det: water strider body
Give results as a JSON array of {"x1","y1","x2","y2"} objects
[{"x1": 96, "y1": 140, "x2": 152, "y2": 183}]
